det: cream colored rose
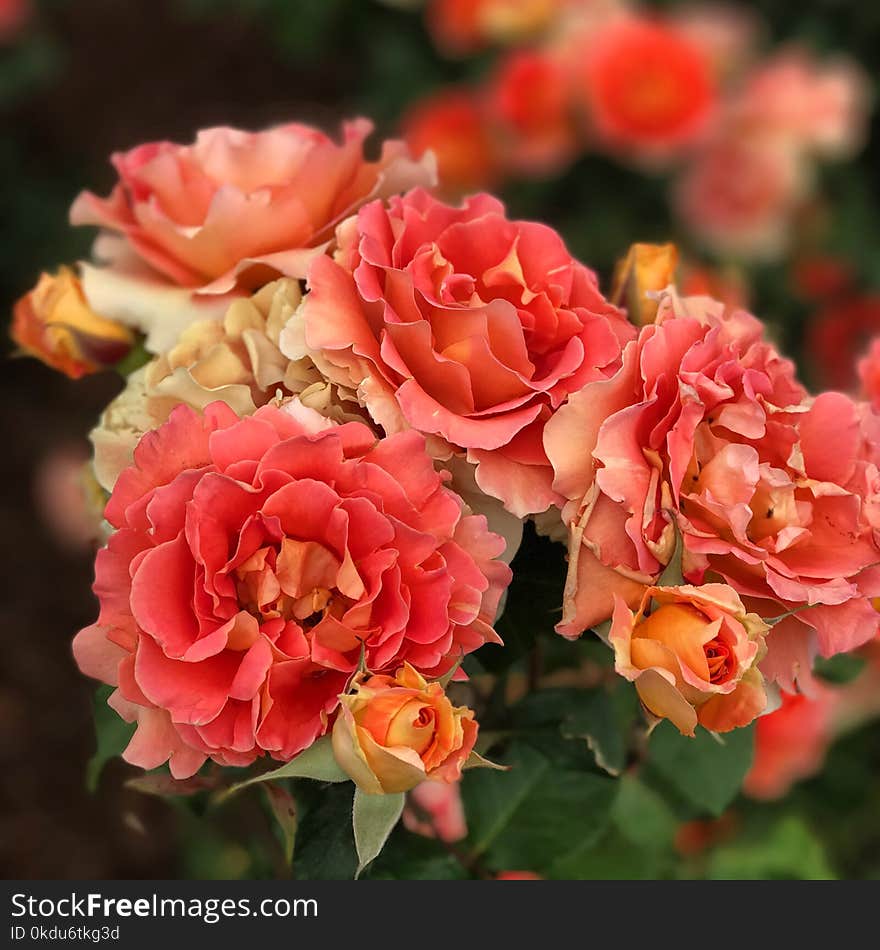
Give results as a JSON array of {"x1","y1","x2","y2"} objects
[{"x1": 90, "y1": 278, "x2": 369, "y2": 491}]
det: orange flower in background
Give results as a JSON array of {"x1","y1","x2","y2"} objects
[
  {"x1": 403, "y1": 90, "x2": 500, "y2": 194},
  {"x1": 332, "y1": 663, "x2": 478, "y2": 794},
  {"x1": 12, "y1": 268, "x2": 134, "y2": 379},
  {"x1": 428, "y1": 0, "x2": 561, "y2": 55},
  {"x1": 578, "y1": 17, "x2": 716, "y2": 156},
  {"x1": 488, "y1": 49, "x2": 579, "y2": 175},
  {"x1": 610, "y1": 241, "x2": 679, "y2": 325},
  {"x1": 610, "y1": 584, "x2": 769, "y2": 736}
]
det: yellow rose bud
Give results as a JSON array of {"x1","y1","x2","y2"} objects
[
  {"x1": 611, "y1": 242, "x2": 679, "y2": 326},
  {"x1": 332, "y1": 663, "x2": 478, "y2": 794},
  {"x1": 11, "y1": 267, "x2": 133, "y2": 378},
  {"x1": 610, "y1": 583, "x2": 768, "y2": 736}
]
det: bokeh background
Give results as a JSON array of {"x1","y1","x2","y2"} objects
[{"x1": 3, "y1": 0, "x2": 880, "y2": 879}]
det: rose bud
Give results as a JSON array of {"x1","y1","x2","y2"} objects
[
  {"x1": 12, "y1": 267, "x2": 133, "y2": 378},
  {"x1": 332, "y1": 663, "x2": 478, "y2": 794},
  {"x1": 610, "y1": 583, "x2": 768, "y2": 736}
]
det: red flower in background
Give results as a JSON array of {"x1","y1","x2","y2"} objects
[
  {"x1": 577, "y1": 17, "x2": 716, "y2": 156},
  {"x1": 806, "y1": 295, "x2": 880, "y2": 391},
  {"x1": 0, "y1": 0, "x2": 30, "y2": 42},
  {"x1": 488, "y1": 49, "x2": 579, "y2": 175},
  {"x1": 403, "y1": 90, "x2": 500, "y2": 194}
]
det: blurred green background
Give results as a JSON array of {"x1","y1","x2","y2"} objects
[{"x1": 1, "y1": 0, "x2": 879, "y2": 879}]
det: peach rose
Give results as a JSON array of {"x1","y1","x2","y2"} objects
[
  {"x1": 546, "y1": 290, "x2": 880, "y2": 691},
  {"x1": 70, "y1": 119, "x2": 434, "y2": 294},
  {"x1": 290, "y1": 187, "x2": 634, "y2": 517},
  {"x1": 332, "y1": 663, "x2": 477, "y2": 794},
  {"x1": 11, "y1": 268, "x2": 133, "y2": 378},
  {"x1": 611, "y1": 583, "x2": 768, "y2": 735}
]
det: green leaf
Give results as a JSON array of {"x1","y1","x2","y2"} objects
[
  {"x1": 563, "y1": 686, "x2": 639, "y2": 776},
  {"x1": 114, "y1": 338, "x2": 150, "y2": 376},
  {"x1": 549, "y1": 827, "x2": 667, "y2": 880},
  {"x1": 366, "y1": 828, "x2": 468, "y2": 880},
  {"x1": 262, "y1": 782, "x2": 297, "y2": 867},
  {"x1": 708, "y1": 816, "x2": 836, "y2": 880},
  {"x1": 648, "y1": 722, "x2": 755, "y2": 816},
  {"x1": 611, "y1": 775, "x2": 677, "y2": 852},
  {"x1": 86, "y1": 685, "x2": 135, "y2": 792},
  {"x1": 221, "y1": 736, "x2": 348, "y2": 801},
  {"x1": 462, "y1": 743, "x2": 549, "y2": 857},
  {"x1": 292, "y1": 781, "x2": 357, "y2": 880},
  {"x1": 462, "y1": 740, "x2": 616, "y2": 873},
  {"x1": 352, "y1": 789, "x2": 405, "y2": 878}
]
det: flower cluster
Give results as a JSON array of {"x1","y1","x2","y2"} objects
[
  {"x1": 406, "y1": 1, "x2": 868, "y2": 259},
  {"x1": 12, "y1": 110, "x2": 880, "y2": 813}
]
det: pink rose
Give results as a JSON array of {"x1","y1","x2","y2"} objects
[
  {"x1": 70, "y1": 120, "x2": 434, "y2": 294},
  {"x1": 675, "y1": 134, "x2": 807, "y2": 259},
  {"x1": 292, "y1": 187, "x2": 634, "y2": 517},
  {"x1": 73, "y1": 401, "x2": 510, "y2": 777},
  {"x1": 545, "y1": 291, "x2": 880, "y2": 688},
  {"x1": 734, "y1": 49, "x2": 869, "y2": 159}
]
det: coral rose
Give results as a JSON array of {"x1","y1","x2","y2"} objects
[
  {"x1": 289, "y1": 187, "x2": 634, "y2": 517},
  {"x1": 332, "y1": 663, "x2": 477, "y2": 794},
  {"x1": 546, "y1": 291, "x2": 880, "y2": 689},
  {"x1": 70, "y1": 119, "x2": 434, "y2": 294},
  {"x1": 12, "y1": 268, "x2": 133, "y2": 378},
  {"x1": 610, "y1": 583, "x2": 768, "y2": 736},
  {"x1": 73, "y1": 401, "x2": 510, "y2": 777},
  {"x1": 578, "y1": 17, "x2": 716, "y2": 157}
]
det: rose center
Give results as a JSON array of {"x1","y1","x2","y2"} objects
[{"x1": 704, "y1": 637, "x2": 734, "y2": 684}]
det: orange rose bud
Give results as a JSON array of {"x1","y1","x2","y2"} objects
[
  {"x1": 332, "y1": 663, "x2": 478, "y2": 795},
  {"x1": 610, "y1": 583, "x2": 768, "y2": 736},
  {"x1": 611, "y1": 242, "x2": 679, "y2": 325},
  {"x1": 11, "y1": 267, "x2": 134, "y2": 379}
]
